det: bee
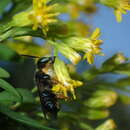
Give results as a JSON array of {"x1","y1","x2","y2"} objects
[{"x1": 21, "y1": 55, "x2": 60, "y2": 119}]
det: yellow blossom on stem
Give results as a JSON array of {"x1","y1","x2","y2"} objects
[
  {"x1": 52, "y1": 58, "x2": 83, "y2": 99},
  {"x1": 65, "y1": 28, "x2": 103, "y2": 64},
  {"x1": 114, "y1": 0, "x2": 130, "y2": 22},
  {"x1": 49, "y1": 40, "x2": 81, "y2": 64},
  {"x1": 98, "y1": 0, "x2": 130, "y2": 22},
  {"x1": 29, "y1": 0, "x2": 59, "y2": 33},
  {"x1": 95, "y1": 119, "x2": 117, "y2": 130}
]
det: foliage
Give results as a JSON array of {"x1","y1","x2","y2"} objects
[{"x1": 0, "y1": 0, "x2": 130, "y2": 130}]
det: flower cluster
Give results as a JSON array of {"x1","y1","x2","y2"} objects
[
  {"x1": 65, "y1": 28, "x2": 103, "y2": 64},
  {"x1": 98, "y1": 0, "x2": 130, "y2": 22},
  {"x1": 50, "y1": 28, "x2": 103, "y2": 64},
  {"x1": 29, "y1": 0, "x2": 59, "y2": 33},
  {"x1": 12, "y1": 0, "x2": 59, "y2": 34},
  {"x1": 52, "y1": 58, "x2": 83, "y2": 99},
  {"x1": 50, "y1": 28, "x2": 103, "y2": 98}
]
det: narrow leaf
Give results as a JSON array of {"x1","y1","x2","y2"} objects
[
  {"x1": 115, "y1": 77, "x2": 130, "y2": 87},
  {"x1": 0, "y1": 44, "x2": 19, "y2": 61},
  {"x1": 0, "y1": 67, "x2": 10, "y2": 78},
  {"x1": 0, "y1": 27, "x2": 44, "y2": 42},
  {"x1": 119, "y1": 94, "x2": 130, "y2": 104},
  {"x1": 80, "y1": 122, "x2": 94, "y2": 130},
  {"x1": 0, "y1": 91, "x2": 20, "y2": 104},
  {"x1": 17, "y1": 88, "x2": 35, "y2": 103},
  {"x1": 0, "y1": 88, "x2": 35, "y2": 105},
  {"x1": 0, "y1": 105, "x2": 56, "y2": 130},
  {"x1": 0, "y1": 79, "x2": 21, "y2": 100}
]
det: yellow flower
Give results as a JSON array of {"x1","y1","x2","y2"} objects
[
  {"x1": 114, "y1": 0, "x2": 130, "y2": 22},
  {"x1": 28, "y1": 0, "x2": 59, "y2": 33},
  {"x1": 65, "y1": 28, "x2": 103, "y2": 64},
  {"x1": 52, "y1": 58, "x2": 83, "y2": 99},
  {"x1": 99, "y1": 0, "x2": 130, "y2": 22}
]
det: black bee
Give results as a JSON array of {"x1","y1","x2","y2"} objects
[
  {"x1": 35, "y1": 56, "x2": 60, "y2": 119},
  {"x1": 21, "y1": 55, "x2": 60, "y2": 119}
]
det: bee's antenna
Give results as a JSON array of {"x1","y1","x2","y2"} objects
[{"x1": 20, "y1": 54, "x2": 40, "y2": 59}]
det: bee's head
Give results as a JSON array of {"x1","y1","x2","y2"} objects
[{"x1": 37, "y1": 56, "x2": 56, "y2": 69}]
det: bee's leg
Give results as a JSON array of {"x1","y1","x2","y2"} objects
[
  {"x1": 51, "y1": 77, "x2": 63, "y2": 85},
  {"x1": 56, "y1": 93, "x2": 69, "y2": 100}
]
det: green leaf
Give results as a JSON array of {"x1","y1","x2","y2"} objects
[
  {"x1": 0, "y1": 67, "x2": 10, "y2": 78},
  {"x1": 0, "y1": 88, "x2": 35, "y2": 105},
  {"x1": 0, "y1": 91, "x2": 20, "y2": 105},
  {"x1": 82, "y1": 66, "x2": 100, "y2": 80},
  {"x1": 0, "y1": 44, "x2": 19, "y2": 61},
  {"x1": 0, "y1": 0, "x2": 12, "y2": 15},
  {"x1": 100, "y1": 53, "x2": 127, "y2": 73},
  {"x1": 119, "y1": 94, "x2": 130, "y2": 104},
  {"x1": 113, "y1": 63, "x2": 130, "y2": 76},
  {"x1": 17, "y1": 88, "x2": 35, "y2": 103},
  {"x1": 80, "y1": 122, "x2": 94, "y2": 130},
  {"x1": 0, "y1": 27, "x2": 44, "y2": 42},
  {"x1": 0, "y1": 22, "x2": 13, "y2": 34},
  {"x1": 0, "y1": 79, "x2": 21, "y2": 100},
  {"x1": 0, "y1": 105, "x2": 56, "y2": 130},
  {"x1": 115, "y1": 77, "x2": 130, "y2": 87}
]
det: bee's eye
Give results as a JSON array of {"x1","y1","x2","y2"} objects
[
  {"x1": 37, "y1": 57, "x2": 49, "y2": 68},
  {"x1": 39, "y1": 57, "x2": 50, "y2": 64},
  {"x1": 37, "y1": 57, "x2": 55, "y2": 69}
]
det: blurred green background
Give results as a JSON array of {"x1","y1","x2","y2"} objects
[{"x1": 0, "y1": 0, "x2": 130, "y2": 130}]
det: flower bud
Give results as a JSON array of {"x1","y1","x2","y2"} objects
[
  {"x1": 53, "y1": 42, "x2": 81, "y2": 64},
  {"x1": 95, "y1": 119, "x2": 117, "y2": 130},
  {"x1": 84, "y1": 90, "x2": 117, "y2": 108},
  {"x1": 64, "y1": 28, "x2": 103, "y2": 64},
  {"x1": 85, "y1": 109, "x2": 109, "y2": 120},
  {"x1": 53, "y1": 58, "x2": 83, "y2": 99}
]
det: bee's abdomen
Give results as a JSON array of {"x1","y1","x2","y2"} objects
[
  {"x1": 35, "y1": 71, "x2": 60, "y2": 119},
  {"x1": 39, "y1": 90, "x2": 59, "y2": 119}
]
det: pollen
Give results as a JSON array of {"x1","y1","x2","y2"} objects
[{"x1": 52, "y1": 58, "x2": 83, "y2": 99}]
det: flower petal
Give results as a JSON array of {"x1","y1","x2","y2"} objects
[
  {"x1": 91, "y1": 28, "x2": 101, "y2": 40},
  {"x1": 114, "y1": 10, "x2": 122, "y2": 22}
]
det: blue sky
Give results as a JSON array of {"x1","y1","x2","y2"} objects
[{"x1": 87, "y1": 5, "x2": 130, "y2": 66}]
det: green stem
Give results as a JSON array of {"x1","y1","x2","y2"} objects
[
  {"x1": 31, "y1": 86, "x2": 37, "y2": 93},
  {"x1": 54, "y1": 47, "x2": 58, "y2": 56},
  {"x1": 0, "y1": 21, "x2": 13, "y2": 34}
]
